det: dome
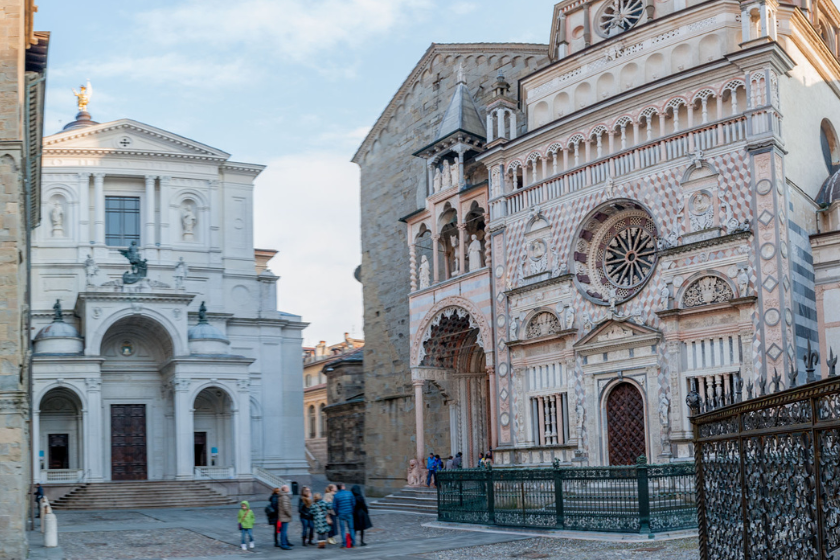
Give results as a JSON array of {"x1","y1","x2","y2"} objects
[
  {"x1": 188, "y1": 301, "x2": 230, "y2": 355},
  {"x1": 62, "y1": 110, "x2": 99, "y2": 131},
  {"x1": 817, "y1": 169, "x2": 840, "y2": 206},
  {"x1": 34, "y1": 300, "x2": 83, "y2": 354}
]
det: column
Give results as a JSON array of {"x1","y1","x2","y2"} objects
[
  {"x1": 78, "y1": 173, "x2": 91, "y2": 245},
  {"x1": 431, "y1": 235, "x2": 440, "y2": 283},
  {"x1": 537, "y1": 397, "x2": 546, "y2": 446},
  {"x1": 234, "y1": 383, "x2": 252, "y2": 478},
  {"x1": 144, "y1": 175, "x2": 156, "y2": 248},
  {"x1": 413, "y1": 379, "x2": 425, "y2": 462},
  {"x1": 160, "y1": 176, "x2": 172, "y2": 247},
  {"x1": 174, "y1": 379, "x2": 194, "y2": 480},
  {"x1": 408, "y1": 242, "x2": 417, "y2": 291},
  {"x1": 509, "y1": 111, "x2": 517, "y2": 140},
  {"x1": 457, "y1": 223, "x2": 466, "y2": 276},
  {"x1": 486, "y1": 113, "x2": 494, "y2": 142},
  {"x1": 741, "y1": 8, "x2": 751, "y2": 41},
  {"x1": 32, "y1": 410, "x2": 40, "y2": 483},
  {"x1": 93, "y1": 173, "x2": 105, "y2": 244},
  {"x1": 84, "y1": 379, "x2": 104, "y2": 481},
  {"x1": 486, "y1": 365, "x2": 498, "y2": 449},
  {"x1": 457, "y1": 150, "x2": 465, "y2": 187},
  {"x1": 759, "y1": 3, "x2": 768, "y2": 37},
  {"x1": 497, "y1": 109, "x2": 504, "y2": 140}
]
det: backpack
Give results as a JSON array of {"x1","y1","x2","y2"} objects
[{"x1": 265, "y1": 503, "x2": 276, "y2": 517}]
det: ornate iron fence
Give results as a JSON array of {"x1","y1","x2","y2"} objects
[
  {"x1": 690, "y1": 365, "x2": 840, "y2": 559},
  {"x1": 436, "y1": 459, "x2": 696, "y2": 534}
]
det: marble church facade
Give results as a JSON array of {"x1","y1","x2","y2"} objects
[
  {"x1": 356, "y1": 0, "x2": 840, "y2": 491},
  {"x1": 31, "y1": 112, "x2": 308, "y2": 485}
]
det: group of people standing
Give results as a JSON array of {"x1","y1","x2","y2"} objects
[
  {"x1": 425, "y1": 451, "x2": 493, "y2": 487},
  {"x1": 260, "y1": 483, "x2": 373, "y2": 551}
]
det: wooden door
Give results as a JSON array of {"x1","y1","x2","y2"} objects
[
  {"x1": 606, "y1": 383, "x2": 646, "y2": 466},
  {"x1": 111, "y1": 404, "x2": 147, "y2": 480},
  {"x1": 48, "y1": 434, "x2": 69, "y2": 469},
  {"x1": 194, "y1": 432, "x2": 207, "y2": 467}
]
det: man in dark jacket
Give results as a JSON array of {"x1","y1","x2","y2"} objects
[
  {"x1": 332, "y1": 483, "x2": 356, "y2": 547},
  {"x1": 277, "y1": 485, "x2": 293, "y2": 549},
  {"x1": 453, "y1": 452, "x2": 462, "y2": 469}
]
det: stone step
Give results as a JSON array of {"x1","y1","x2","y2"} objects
[{"x1": 51, "y1": 481, "x2": 237, "y2": 510}]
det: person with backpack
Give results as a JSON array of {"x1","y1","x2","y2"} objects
[
  {"x1": 237, "y1": 501, "x2": 255, "y2": 550},
  {"x1": 299, "y1": 486, "x2": 315, "y2": 546},
  {"x1": 265, "y1": 488, "x2": 280, "y2": 547}
]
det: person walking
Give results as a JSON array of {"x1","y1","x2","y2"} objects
[
  {"x1": 267, "y1": 488, "x2": 282, "y2": 548},
  {"x1": 311, "y1": 492, "x2": 331, "y2": 549},
  {"x1": 351, "y1": 485, "x2": 373, "y2": 547},
  {"x1": 332, "y1": 483, "x2": 356, "y2": 548},
  {"x1": 324, "y1": 484, "x2": 338, "y2": 545},
  {"x1": 277, "y1": 485, "x2": 293, "y2": 550},
  {"x1": 445, "y1": 456, "x2": 454, "y2": 470},
  {"x1": 299, "y1": 486, "x2": 315, "y2": 546},
  {"x1": 238, "y1": 501, "x2": 255, "y2": 550}
]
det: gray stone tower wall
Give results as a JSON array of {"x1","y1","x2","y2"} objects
[{"x1": 353, "y1": 44, "x2": 549, "y2": 497}]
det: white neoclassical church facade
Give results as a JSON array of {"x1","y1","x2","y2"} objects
[{"x1": 31, "y1": 110, "x2": 308, "y2": 486}]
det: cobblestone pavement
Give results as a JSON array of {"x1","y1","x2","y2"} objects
[
  {"x1": 60, "y1": 528, "x2": 241, "y2": 560},
  {"x1": 419, "y1": 536, "x2": 701, "y2": 560},
  {"x1": 31, "y1": 505, "x2": 700, "y2": 560}
]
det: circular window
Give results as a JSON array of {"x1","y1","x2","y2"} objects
[
  {"x1": 595, "y1": 0, "x2": 645, "y2": 38},
  {"x1": 572, "y1": 201, "x2": 658, "y2": 306}
]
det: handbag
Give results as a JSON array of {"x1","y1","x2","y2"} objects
[{"x1": 238, "y1": 523, "x2": 242, "y2": 530}]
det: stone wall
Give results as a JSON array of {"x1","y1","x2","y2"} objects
[
  {"x1": 353, "y1": 44, "x2": 549, "y2": 497},
  {"x1": 324, "y1": 352, "x2": 365, "y2": 484},
  {"x1": 0, "y1": 2, "x2": 32, "y2": 557}
]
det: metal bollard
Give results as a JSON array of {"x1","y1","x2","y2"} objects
[{"x1": 44, "y1": 504, "x2": 58, "y2": 548}]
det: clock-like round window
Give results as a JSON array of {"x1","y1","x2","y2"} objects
[
  {"x1": 571, "y1": 201, "x2": 658, "y2": 306},
  {"x1": 595, "y1": 0, "x2": 645, "y2": 38}
]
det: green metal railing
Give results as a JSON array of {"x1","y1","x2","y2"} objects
[{"x1": 436, "y1": 458, "x2": 696, "y2": 534}]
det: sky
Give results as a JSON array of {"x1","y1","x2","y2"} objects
[{"x1": 35, "y1": 0, "x2": 558, "y2": 345}]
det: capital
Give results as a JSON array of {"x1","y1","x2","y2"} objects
[
  {"x1": 145, "y1": 175, "x2": 157, "y2": 182},
  {"x1": 93, "y1": 172, "x2": 106, "y2": 180},
  {"x1": 412, "y1": 379, "x2": 425, "y2": 389}
]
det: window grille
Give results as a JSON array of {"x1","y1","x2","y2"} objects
[{"x1": 530, "y1": 393, "x2": 569, "y2": 446}]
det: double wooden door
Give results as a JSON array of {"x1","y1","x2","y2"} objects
[
  {"x1": 606, "y1": 383, "x2": 647, "y2": 466},
  {"x1": 111, "y1": 404, "x2": 147, "y2": 480}
]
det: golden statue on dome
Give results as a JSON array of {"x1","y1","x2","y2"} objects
[{"x1": 72, "y1": 80, "x2": 92, "y2": 112}]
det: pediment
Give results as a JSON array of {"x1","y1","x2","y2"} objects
[
  {"x1": 43, "y1": 119, "x2": 230, "y2": 160},
  {"x1": 574, "y1": 319, "x2": 660, "y2": 349}
]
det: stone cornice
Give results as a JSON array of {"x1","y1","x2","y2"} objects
[
  {"x1": 43, "y1": 147, "x2": 228, "y2": 164},
  {"x1": 76, "y1": 291, "x2": 196, "y2": 305},
  {"x1": 658, "y1": 230, "x2": 752, "y2": 257},
  {"x1": 507, "y1": 328, "x2": 577, "y2": 348},
  {"x1": 505, "y1": 273, "x2": 574, "y2": 297},
  {"x1": 656, "y1": 295, "x2": 757, "y2": 319}
]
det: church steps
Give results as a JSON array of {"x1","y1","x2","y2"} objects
[
  {"x1": 51, "y1": 481, "x2": 237, "y2": 510},
  {"x1": 370, "y1": 486, "x2": 438, "y2": 514}
]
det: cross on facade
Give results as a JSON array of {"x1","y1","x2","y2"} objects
[{"x1": 119, "y1": 138, "x2": 131, "y2": 147}]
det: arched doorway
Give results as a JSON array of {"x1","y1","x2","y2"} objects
[
  {"x1": 415, "y1": 305, "x2": 490, "y2": 467},
  {"x1": 99, "y1": 314, "x2": 175, "y2": 480},
  {"x1": 606, "y1": 383, "x2": 647, "y2": 465},
  {"x1": 193, "y1": 387, "x2": 234, "y2": 470},
  {"x1": 38, "y1": 388, "x2": 83, "y2": 475}
]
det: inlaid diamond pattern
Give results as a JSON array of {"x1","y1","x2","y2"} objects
[
  {"x1": 767, "y1": 343, "x2": 782, "y2": 361},
  {"x1": 763, "y1": 275, "x2": 778, "y2": 293},
  {"x1": 758, "y1": 209, "x2": 774, "y2": 226}
]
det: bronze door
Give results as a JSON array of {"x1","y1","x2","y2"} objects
[
  {"x1": 111, "y1": 404, "x2": 147, "y2": 480},
  {"x1": 606, "y1": 383, "x2": 646, "y2": 466},
  {"x1": 48, "y1": 434, "x2": 69, "y2": 469}
]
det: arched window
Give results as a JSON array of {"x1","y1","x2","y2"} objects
[
  {"x1": 308, "y1": 405, "x2": 316, "y2": 438},
  {"x1": 319, "y1": 403, "x2": 326, "y2": 437},
  {"x1": 305, "y1": 374, "x2": 312, "y2": 388},
  {"x1": 821, "y1": 119, "x2": 840, "y2": 174}
]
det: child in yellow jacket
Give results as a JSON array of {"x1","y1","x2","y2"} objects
[{"x1": 238, "y1": 501, "x2": 255, "y2": 550}]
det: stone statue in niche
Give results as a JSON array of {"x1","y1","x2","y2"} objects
[
  {"x1": 50, "y1": 200, "x2": 64, "y2": 237},
  {"x1": 84, "y1": 253, "x2": 99, "y2": 287},
  {"x1": 658, "y1": 393, "x2": 670, "y2": 428},
  {"x1": 449, "y1": 160, "x2": 459, "y2": 187},
  {"x1": 441, "y1": 161, "x2": 452, "y2": 189},
  {"x1": 418, "y1": 255, "x2": 430, "y2": 289},
  {"x1": 509, "y1": 317, "x2": 519, "y2": 340},
  {"x1": 181, "y1": 203, "x2": 197, "y2": 241},
  {"x1": 688, "y1": 191, "x2": 714, "y2": 231},
  {"x1": 468, "y1": 235, "x2": 482, "y2": 272},
  {"x1": 433, "y1": 167, "x2": 442, "y2": 193},
  {"x1": 449, "y1": 235, "x2": 459, "y2": 276},
  {"x1": 564, "y1": 305, "x2": 575, "y2": 330},
  {"x1": 527, "y1": 239, "x2": 547, "y2": 275},
  {"x1": 736, "y1": 266, "x2": 749, "y2": 296},
  {"x1": 174, "y1": 257, "x2": 189, "y2": 289}
]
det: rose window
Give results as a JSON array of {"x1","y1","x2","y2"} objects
[
  {"x1": 572, "y1": 202, "x2": 659, "y2": 306},
  {"x1": 595, "y1": 0, "x2": 645, "y2": 38},
  {"x1": 603, "y1": 223, "x2": 656, "y2": 289}
]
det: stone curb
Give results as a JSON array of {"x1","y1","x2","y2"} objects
[{"x1": 422, "y1": 521, "x2": 699, "y2": 542}]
